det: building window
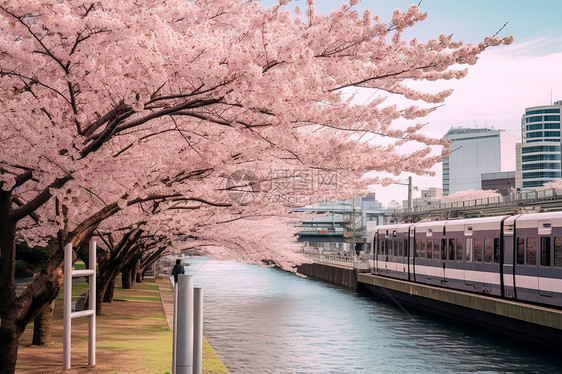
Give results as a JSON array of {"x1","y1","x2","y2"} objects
[
  {"x1": 522, "y1": 162, "x2": 561, "y2": 170},
  {"x1": 526, "y1": 131, "x2": 543, "y2": 138},
  {"x1": 545, "y1": 123, "x2": 561, "y2": 130},
  {"x1": 522, "y1": 154, "x2": 561, "y2": 162},
  {"x1": 522, "y1": 145, "x2": 560, "y2": 153},
  {"x1": 544, "y1": 115, "x2": 561, "y2": 121},
  {"x1": 526, "y1": 124, "x2": 543, "y2": 131},
  {"x1": 544, "y1": 131, "x2": 560, "y2": 137},
  {"x1": 527, "y1": 116, "x2": 543, "y2": 123},
  {"x1": 526, "y1": 109, "x2": 560, "y2": 115},
  {"x1": 523, "y1": 180, "x2": 549, "y2": 188},
  {"x1": 522, "y1": 171, "x2": 561, "y2": 179}
]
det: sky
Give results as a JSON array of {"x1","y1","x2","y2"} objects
[{"x1": 262, "y1": 0, "x2": 562, "y2": 206}]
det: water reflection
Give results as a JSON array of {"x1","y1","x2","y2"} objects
[{"x1": 186, "y1": 258, "x2": 561, "y2": 373}]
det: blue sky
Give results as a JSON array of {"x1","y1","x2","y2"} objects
[{"x1": 261, "y1": 1, "x2": 562, "y2": 205}]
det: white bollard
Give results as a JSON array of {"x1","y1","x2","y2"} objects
[
  {"x1": 63, "y1": 243, "x2": 73, "y2": 370},
  {"x1": 88, "y1": 240, "x2": 96, "y2": 366},
  {"x1": 175, "y1": 274, "x2": 194, "y2": 374},
  {"x1": 193, "y1": 287, "x2": 203, "y2": 374},
  {"x1": 172, "y1": 282, "x2": 178, "y2": 374}
]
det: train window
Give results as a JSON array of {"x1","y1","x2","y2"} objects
[
  {"x1": 554, "y1": 237, "x2": 562, "y2": 267},
  {"x1": 393, "y1": 239, "x2": 398, "y2": 257},
  {"x1": 448, "y1": 238, "x2": 455, "y2": 261},
  {"x1": 474, "y1": 238, "x2": 483, "y2": 262},
  {"x1": 441, "y1": 239, "x2": 447, "y2": 260},
  {"x1": 465, "y1": 238, "x2": 473, "y2": 262},
  {"x1": 540, "y1": 237, "x2": 551, "y2": 267},
  {"x1": 456, "y1": 238, "x2": 464, "y2": 261},
  {"x1": 526, "y1": 237, "x2": 537, "y2": 266},
  {"x1": 427, "y1": 239, "x2": 433, "y2": 259},
  {"x1": 384, "y1": 240, "x2": 390, "y2": 256},
  {"x1": 420, "y1": 239, "x2": 427, "y2": 258},
  {"x1": 404, "y1": 239, "x2": 408, "y2": 258},
  {"x1": 484, "y1": 238, "x2": 493, "y2": 263},
  {"x1": 379, "y1": 239, "x2": 384, "y2": 255},
  {"x1": 493, "y1": 238, "x2": 500, "y2": 263},
  {"x1": 415, "y1": 239, "x2": 421, "y2": 258},
  {"x1": 433, "y1": 238, "x2": 440, "y2": 259},
  {"x1": 516, "y1": 237, "x2": 525, "y2": 265},
  {"x1": 398, "y1": 239, "x2": 403, "y2": 257}
]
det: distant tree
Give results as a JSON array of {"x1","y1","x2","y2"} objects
[{"x1": 440, "y1": 189, "x2": 501, "y2": 203}]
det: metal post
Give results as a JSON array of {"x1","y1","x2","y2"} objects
[
  {"x1": 63, "y1": 241, "x2": 96, "y2": 370},
  {"x1": 193, "y1": 288, "x2": 203, "y2": 374},
  {"x1": 88, "y1": 240, "x2": 96, "y2": 366},
  {"x1": 408, "y1": 176, "x2": 413, "y2": 210},
  {"x1": 172, "y1": 282, "x2": 178, "y2": 374},
  {"x1": 176, "y1": 274, "x2": 194, "y2": 374},
  {"x1": 63, "y1": 243, "x2": 73, "y2": 370}
]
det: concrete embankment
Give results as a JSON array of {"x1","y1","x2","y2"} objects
[
  {"x1": 297, "y1": 261, "x2": 562, "y2": 349},
  {"x1": 296, "y1": 262, "x2": 358, "y2": 290}
]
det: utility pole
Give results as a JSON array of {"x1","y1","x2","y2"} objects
[{"x1": 408, "y1": 176, "x2": 413, "y2": 210}]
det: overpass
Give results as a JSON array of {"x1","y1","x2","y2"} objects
[{"x1": 391, "y1": 188, "x2": 562, "y2": 222}]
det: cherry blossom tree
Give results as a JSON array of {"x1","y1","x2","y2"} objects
[
  {"x1": 0, "y1": 0, "x2": 513, "y2": 371},
  {"x1": 538, "y1": 179, "x2": 562, "y2": 191},
  {"x1": 439, "y1": 189, "x2": 501, "y2": 204}
]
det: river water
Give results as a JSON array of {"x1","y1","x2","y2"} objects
[{"x1": 184, "y1": 258, "x2": 561, "y2": 373}]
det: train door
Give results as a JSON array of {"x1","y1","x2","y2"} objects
[
  {"x1": 409, "y1": 228, "x2": 415, "y2": 282},
  {"x1": 372, "y1": 231, "x2": 379, "y2": 273},
  {"x1": 502, "y1": 217, "x2": 517, "y2": 299},
  {"x1": 462, "y1": 226, "x2": 471, "y2": 287},
  {"x1": 538, "y1": 221, "x2": 553, "y2": 297}
]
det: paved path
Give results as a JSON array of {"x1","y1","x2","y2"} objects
[{"x1": 156, "y1": 277, "x2": 175, "y2": 329}]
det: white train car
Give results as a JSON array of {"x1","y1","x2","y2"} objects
[{"x1": 370, "y1": 212, "x2": 562, "y2": 309}]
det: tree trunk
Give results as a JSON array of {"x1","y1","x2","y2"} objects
[
  {"x1": 0, "y1": 214, "x2": 21, "y2": 374},
  {"x1": 134, "y1": 259, "x2": 142, "y2": 283},
  {"x1": 104, "y1": 277, "x2": 116, "y2": 303},
  {"x1": 31, "y1": 300, "x2": 54, "y2": 346},
  {"x1": 121, "y1": 266, "x2": 133, "y2": 289}
]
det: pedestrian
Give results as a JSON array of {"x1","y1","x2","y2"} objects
[{"x1": 171, "y1": 259, "x2": 185, "y2": 283}]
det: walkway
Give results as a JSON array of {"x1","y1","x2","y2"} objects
[{"x1": 156, "y1": 277, "x2": 175, "y2": 329}]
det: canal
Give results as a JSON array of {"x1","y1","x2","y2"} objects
[{"x1": 185, "y1": 258, "x2": 561, "y2": 373}]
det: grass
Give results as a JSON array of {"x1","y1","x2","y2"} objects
[{"x1": 16, "y1": 276, "x2": 229, "y2": 374}]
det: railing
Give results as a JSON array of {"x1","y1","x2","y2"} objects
[
  {"x1": 304, "y1": 253, "x2": 370, "y2": 271},
  {"x1": 393, "y1": 188, "x2": 562, "y2": 218}
]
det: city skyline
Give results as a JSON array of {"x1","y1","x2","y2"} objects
[{"x1": 262, "y1": 0, "x2": 562, "y2": 206}]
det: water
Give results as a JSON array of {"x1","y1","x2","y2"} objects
[{"x1": 185, "y1": 258, "x2": 561, "y2": 373}]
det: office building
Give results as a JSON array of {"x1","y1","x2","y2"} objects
[
  {"x1": 442, "y1": 127, "x2": 517, "y2": 195},
  {"x1": 516, "y1": 101, "x2": 562, "y2": 189}
]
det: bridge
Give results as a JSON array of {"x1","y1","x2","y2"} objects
[{"x1": 391, "y1": 188, "x2": 562, "y2": 222}]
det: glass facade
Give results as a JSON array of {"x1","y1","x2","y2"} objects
[{"x1": 519, "y1": 102, "x2": 562, "y2": 189}]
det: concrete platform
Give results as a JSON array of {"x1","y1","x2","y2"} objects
[{"x1": 358, "y1": 272, "x2": 562, "y2": 348}]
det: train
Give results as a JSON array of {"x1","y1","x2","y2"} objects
[{"x1": 369, "y1": 211, "x2": 562, "y2": 309}]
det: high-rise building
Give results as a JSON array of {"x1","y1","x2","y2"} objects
[
  {"x1": 516, "y1": 101, "x2": 562, "y2": 189},
  {"x1": 442, "y1": 127, "x2": 517, "y2": 195}
]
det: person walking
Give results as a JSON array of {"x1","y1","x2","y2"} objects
[{"x1": 171, "y1": 259, "x2": 185, "y2": 283}]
